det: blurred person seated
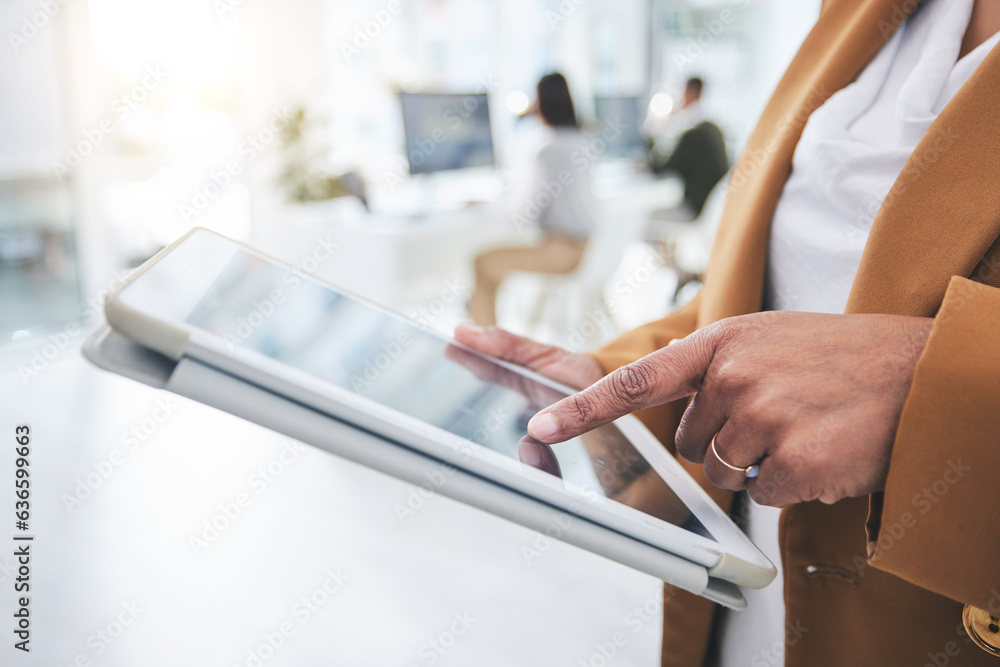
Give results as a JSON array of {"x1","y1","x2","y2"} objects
[
  {"x1": 647, "y1": 78, "x2": 729, "y2": 223},
  {"x1": 469, "y1": 73, "x2": 597, "y2": 326}
]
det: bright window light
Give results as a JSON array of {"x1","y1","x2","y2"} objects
[
  {"x1": 649, "y1": 92, "x2": 673, "y2": 116},
  {"x1": 505, "y1": 90, "x2": 530, "y2": 115},
  {"x1": 88, "y1": 0, "x2": 240, "y2": 83}
]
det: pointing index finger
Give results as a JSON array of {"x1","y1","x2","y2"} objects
[{"x1": 526, "y1": 331, "x2": 716, "y2": 443}]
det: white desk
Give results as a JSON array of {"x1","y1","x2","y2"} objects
[
  {"x1": 253, "y1": 170, "x2": 682, "y2": 321},
  {"x1": 0, "y1": 341, "x2": 662, "y2": 666},
  {"x1": 257, "y1": 210, "x2": 512, "y2": 342}
]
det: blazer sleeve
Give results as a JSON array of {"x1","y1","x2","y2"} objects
[
  {"x1": 591, "y1": 293, "x2": 700, "y2": 370},
  {"x1": 867, "y1": 276, "x2": 1000, "y2": 609}
]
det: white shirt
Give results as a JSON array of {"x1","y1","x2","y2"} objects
[
  {"x1": 715, "y1": 0, "x2": 1000, "y2": 664},
  {"x1": 514, "y1": 126, "x2": 597, "y2": 241}
]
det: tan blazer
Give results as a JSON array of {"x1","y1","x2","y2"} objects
[{"x1": 589, "y1": 0, "x2": 1000, "y2": 664}]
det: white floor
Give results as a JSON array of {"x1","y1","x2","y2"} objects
[{"x1": 0, "y1": 340, "x2": 663, "y2": 666}]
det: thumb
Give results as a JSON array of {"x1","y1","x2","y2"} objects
[{"x1": 454, "y1": 323, "x2": 602, "y2": 389}]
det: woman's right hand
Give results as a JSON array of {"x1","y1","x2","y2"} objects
[{"x1": 453, "y1": 324, "x2": 605, "y2": 391}]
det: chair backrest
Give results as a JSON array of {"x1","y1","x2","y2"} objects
[
  {"x1": 696, "y1": 174, "x2": 730, "y2": 240},
  {"x1": 674, "y1": 173, "x2": 731, "y2": 274},
  {"x1": 568, "y1": 199, "x2": 649, "y2": 289}
]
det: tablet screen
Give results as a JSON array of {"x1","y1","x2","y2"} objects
[{"x1": 175, "y1": 247, "x2": 717, "y2": 544}]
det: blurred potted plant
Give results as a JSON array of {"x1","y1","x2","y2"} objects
[{"x1": 277, "y1": 105, "x2": 368, "y2": 208}]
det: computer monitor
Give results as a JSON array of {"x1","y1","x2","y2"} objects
[
  {"x1": 399, "y1": 92, "x2": 495, "y2": 175},
  {"x1": 593, "y1": 96, "x2": 644, "y2": 157}
]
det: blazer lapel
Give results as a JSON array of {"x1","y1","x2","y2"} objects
[
  {"x1": 697, "y1": 0, "x2": 921, "y2": 327},
  {"x1": 846, "y1": 42, "x2": 1000, "y2": 316}
]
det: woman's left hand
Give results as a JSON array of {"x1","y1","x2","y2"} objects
[{"x1": 524, "y1": 311, "x2": 934, "y2": 507}]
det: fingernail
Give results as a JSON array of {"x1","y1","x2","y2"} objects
[
  {"x1": 457, "y1": 323, "x2": 485, "y2": 338},
  {"x1": 519, "y1": 441, "x2": 543, "y2": 467},
  {"x1": 527, "y1": 411, "x2": 559, "y2": 440}
]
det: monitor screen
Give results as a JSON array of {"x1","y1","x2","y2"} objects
[
  {"x1": 399, "y1": 92, "x2": 495, "y2": 175},
  {"x1": 593, "y1": 96, "x2": 644, "y2": 157}
]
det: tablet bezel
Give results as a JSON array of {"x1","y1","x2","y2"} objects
[
  {"x1": 82, "y1": 324, "x2": 751, "y2": 608},
  {"x1": 105, "y1": 227, "x2": 775, "y2": 587}
]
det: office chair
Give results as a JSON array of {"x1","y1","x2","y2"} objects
[{"x1": 497, "y1": 202, "x2": 649, "y2": 349}]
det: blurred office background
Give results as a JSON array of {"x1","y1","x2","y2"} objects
[
  {"x1": 0, "y1": 1, "x2": 818, "y2": 664},
  {"x1": 2, "y1": 0, "x2": 818, "y2": 348}
]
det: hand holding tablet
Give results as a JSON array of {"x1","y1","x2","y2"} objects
[
  {"x1": 452, "y1": 323, "x2": 605, "y2": 392},
  {"x1": 87, "y1": 228, "x2": 776, "y2": 607}
]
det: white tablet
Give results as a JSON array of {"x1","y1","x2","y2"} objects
[{"x1": 101, "y1": 228, "x2": 775, "y2": 598}]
